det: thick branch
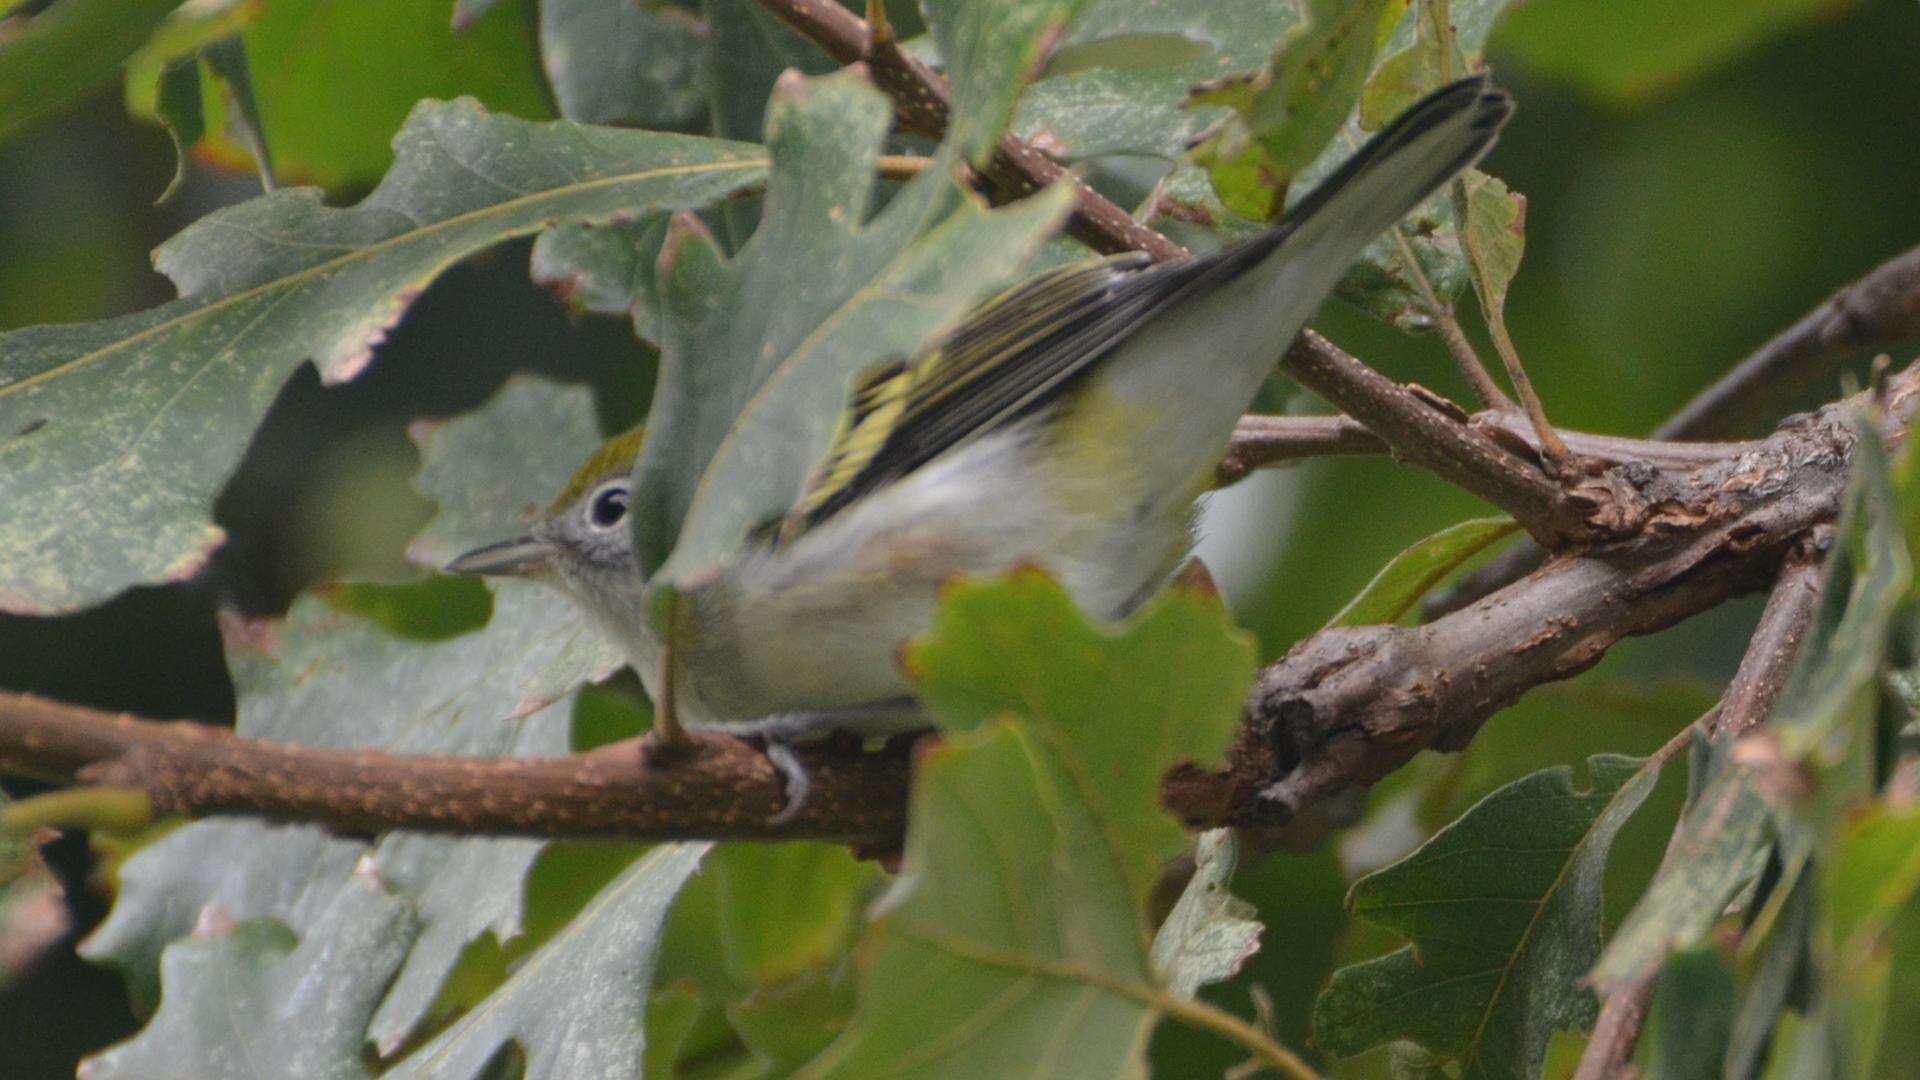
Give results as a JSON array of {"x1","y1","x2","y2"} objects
[
  {"x1": 1427, "y1": 243, "x2": 1920, "y2": 617},
  {"x1": 0, "y1": 693, "x2": 909, "y2": 849},
  {"x1": 1166, "y1": 367, "x2": 1911, "y2": 828}
]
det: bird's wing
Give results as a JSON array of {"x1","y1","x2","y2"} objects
[
  {"x1": 782, "y1": 73, "x2": 1511, "y2": 542},
  {"x1": 781, "y1": 249, "x2": 1229, "y2": 539}
]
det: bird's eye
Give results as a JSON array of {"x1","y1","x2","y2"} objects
[{"x1": 587, "y1": 484, "x2": 629, "y2": 530}]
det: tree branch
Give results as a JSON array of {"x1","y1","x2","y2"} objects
[
  {"x1": 1658, "y1": 243, "x2": 1920, "y2": 440},
  {"x1": 1277, "y1": 333, "x2": 1595, "y2": 545},
  {"x1": 0, "y1": 693, "x2": 910, "y2": 851},
  {"x1": 1572, "y1": 536, "x2": 1824, "y2": 1078},
  {"x1": 1216, "y1": 411, "x2": 1746, "y2": 485},
  {"x1": 1712, "y1": 535, "x2": 1829, "y2": 738},
  {"x1": 1166, "y1": 366, "x2": 1911, "y2": 828},
  {"x1": 1422, "y1": 243, "x2": 1920, "y2": 619}
]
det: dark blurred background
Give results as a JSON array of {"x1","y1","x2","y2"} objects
[{"x1": 3, "y1": 1, "x2": 1918, "y2": 1075}]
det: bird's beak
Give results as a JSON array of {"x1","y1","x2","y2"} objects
[{"x1": 444, "y1": 535, "x2": 555, "y2": 577}]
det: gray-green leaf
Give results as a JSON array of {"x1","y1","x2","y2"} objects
[
  {"x1": 83, "y1": 867, "x2": 416, "y2": 1080},
  {"x1": 0, "y1": 100, "x2": 763, "y2": 614},
  {"x1": 1151, "y1": 829, "x2": 1264, "y2": 999},
  {"x1": 1314, "y1": 754, "x2": 1664, "y2": 1077},
  {"x1": 386, "y1": 843, "x2": 710, "y2": 1080},
  {"x1": 540, "y1": 0, "x2": 707, "y2": 130},
  {"x1": 81, "y1": 379, "x2": 620, "y2": 1055}
]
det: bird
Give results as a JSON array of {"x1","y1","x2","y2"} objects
[{"x1": 448, "y1": 74, "x2": 1513, "y2": 812}]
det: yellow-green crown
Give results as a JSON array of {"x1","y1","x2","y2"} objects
[{"x1": 547, "y1": 427, "x2": 647, "y2": 517}]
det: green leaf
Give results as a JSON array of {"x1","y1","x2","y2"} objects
[
  {"x1": 0, "y1": 0, "x2": 181, "y2": 147},
  {"x1": 807, "y1": 724, "x2": 1163, "y2": 1078},
  {"x1": 1823, "y1": 806, "x2": 1920, "y2": 959},
  {"x1": 1645, "y1": 945, "x2": 1737, "y2": 1080},
  {"x1": 1150, "y1": 829, "x2": 1263, "y2": 999},
  {"x1": 81, "y1": 379, "x2": 621, "y2": 1053},
  {"x1": 1457, "y1": 170, "x2": 1525, "y2": 335},
  {"x1": 1314, "y1": 754, "x2": 1664, "y2": 1077},
  {"x1": 540, "y1": 0, "x2": 707, "y2": 130},
  {"x1": 1770, "y1": 432, "x2": 1912, "y2": 815},
  {"x1": 1190, "y1": 0, "x2": 1398, "y2": 220},
  {"x1": 1726, "y1": 872, "x2": 1813, "y2": 1080},
  {"x1": 1813, "y1": 805, "x2": 1920, "y2": 1078},
  {"x1": 130, "y1": 0, "x2": 553, "y2": 189},
  {"x1": 0, "y1": 101, "x2": 764, "y2": 615},
  {"x1": 529, "y1": 215, "x2": 672, "y2": 330},
  {"x1": 806, "y1": 575, "x2": 1258, "y2": 1076},
  {"x1": 924, "y1": 0, "x2": 1089, "y2": 165},
  {"x1": 1015, "y1": 0, "x2": 1305, "y2": 164},
  {"x1": 153, "y1": 56, "x2": 205, "y2": 203},
  {"x1": 642, "y1": 983, "x2": 705, "y2": 1079},
  {"x1": 727, "y1": 965, "x2": 859, "y2": 1074},
  {"x1": 1361, "y1": 0, "x2": 1520, "y2": 129},
  {"x1": 1495, "y1": 0, "x2": 1863, "y2": 105},
  {"x1": 1326, "y1": 515, "x2": 1517, "y2": 627},
  {"x1": 323, "y1": 575, "x2": 493, "y2": 642},
  {"x1": 637, "y1": 66, "x2": 1075, "y2": 583},
  {"x1": 385, "y1": 844, "x2": 710, "y2": 1080},
  {"x1": 907, "y1": 571, "x2": 1257, "y2": 903},
  {"x1": 83, "y1": 869, "x2": 417, "y2": 1080},
  {"x1": 711, "y1": 843, "x2": 876, "y2": 987},
  {"x1": 202, "y1": 35, "x2": 274, "y2": 188}
]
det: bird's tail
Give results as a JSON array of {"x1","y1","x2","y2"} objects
[
  {"x1": 1274, "y1": 73, "x2": 1512, "y2": 257},
  {"x1": 1165, "y1": 73, "x2": 1512, "y2": 365}
]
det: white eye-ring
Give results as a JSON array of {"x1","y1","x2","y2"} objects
[{"x1": 586, "y1": 482, "x2": 629, "y2": 531}]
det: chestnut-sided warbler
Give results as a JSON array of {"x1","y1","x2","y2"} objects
[{"x1": 450, "y1": 76, "x2": 1511, "y2": 799}]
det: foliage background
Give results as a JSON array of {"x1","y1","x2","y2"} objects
[{"x1": 2, "y1": 0, "x2": 1919, "y2": 1076}]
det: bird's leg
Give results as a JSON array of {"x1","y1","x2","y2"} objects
[{"x1": 699, "y1": 699, "x2": 922, "y2": 824}]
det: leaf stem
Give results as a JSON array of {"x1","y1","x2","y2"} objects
[
  {"x1": 1158, "y1": 994, "x2": 1323, "y2": 1079},
  {"x1": 1387, "y1": 212, "x2": 1511, "y2": 411},
  {"x1": 1451, "y1": 179, "x2": 1572, "y2": 470},
  {"x1": 1, "y1": 786, "x2": 151, "y2": 836}
]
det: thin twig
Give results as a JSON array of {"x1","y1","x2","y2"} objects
[
  {"x1": 874, "y1": 154, "x2": 932, "y2": 180},
  {"x1": 753, "y1": 0, "x2": 1183, "y2": 259},
  {"x1": 1389, "y1": 225, "x2": 1511, "y2": 409},
  {"x1": 1216, "y1": 411, "x2": 1753, "y2": 485},
  {"x1": 1159, "y1": 994, "x2": 1323, "y2": 1080},
  {"x1": 1575, "y1": 545, "x2": 1824, "y2": 1077},
  {"x1": 1572, "y1": 715, "x2": 1716, "y2": 1080},
  {"x1": 1658, "y1": 243, "x2": 1920, "y2": 440},
  {"x1": 1712, "y1": 535, "x2": 1829, "y2": 739},
  {"x1": 1278, "y1": 332, "x2": 1589, "y2": 545}
]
